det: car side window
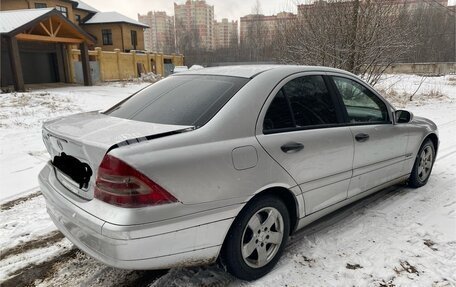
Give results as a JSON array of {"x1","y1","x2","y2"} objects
[
  {"x1": 263, "y1": 75, "x2": 338, "y2": 132},
  {"x1": 263, "y1": 90, "x2": 294, "y2": 131},
  {"x1": 332, "y1": 76, "x2": 389, "y2": 124},
  {"x1": 283, "y1": 76, "x2": 338, "y2": 127}
]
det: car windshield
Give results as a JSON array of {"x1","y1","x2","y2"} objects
[{"x1": 104, "y1": 75, "x2": 249, "y2": 127}]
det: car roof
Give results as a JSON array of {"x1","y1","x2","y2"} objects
[{"x1": 176, "y1": 65, "x2": 354, "y2": 79}]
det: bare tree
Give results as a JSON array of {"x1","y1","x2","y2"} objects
[
  {"x1": 277, "y1": 0, "x2": 417, "y2": 85},
  {"x1": 403, "y1": 1, "x2": 455, "y2": 63},
  {"x1": 181, "y1": 0, "x2": 454, "y2": 70},
  {"x1": 175, "y1": 17, "x2": 202, "y2": 55},
  {"x1": 240, "y1": 0, "x2": 272, "y2": 62}
]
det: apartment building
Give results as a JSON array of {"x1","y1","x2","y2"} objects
[
  {"x1": 214, "y1": 18, "x2": 238, "y2": 49},
  {"x1": 138, "y1": 11, "x2": 175, "y2": 53},
  {"x1": 240, "y1": 12, "x2": 296, "y2": 45},
  {"x1": 174, "y1": 0, "x2": 215, "y2": 50}
]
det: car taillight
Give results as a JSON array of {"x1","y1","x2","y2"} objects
[{"x1": 94, "y1": 154, "x2": 177, "y2": 208}]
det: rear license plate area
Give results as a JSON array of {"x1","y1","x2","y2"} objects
[{"x1": 52, "y1": 153, "x2": 93, "y2": 189}]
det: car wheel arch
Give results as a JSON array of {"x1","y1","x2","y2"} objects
[
  {"x1": 252, "y1": 187, "x2": 300, "y2": 234},
  {"x1": 217, "y1": 186, "x2": 299, "y2": 269},
  {"x1": 223, "y1": 186, "x2": 299, "y2": 245},
  {"x1": 423, "y1": 133, "x2": 439, "y2": 155}
]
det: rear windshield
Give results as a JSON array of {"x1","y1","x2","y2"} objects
[{"x1": 104, "y1": 75, "x2": 249, "y2": 127}]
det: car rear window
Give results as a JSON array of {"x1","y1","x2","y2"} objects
[{"x1": 104, "y1": 75, "x2": 249, "y2": 127}]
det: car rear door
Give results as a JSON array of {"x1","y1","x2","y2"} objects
[
  {"x1": 256, "y1": 73, "x2": 354, "y2": 215},
  {"x1": 328, "y1": 75, "x2": 409, "y2": 197}
]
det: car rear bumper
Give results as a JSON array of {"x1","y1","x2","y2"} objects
[{"x1": 38, "y1": 162, "x2": 236, "y2": 269}]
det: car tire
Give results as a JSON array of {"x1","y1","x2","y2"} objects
[
  {"x1": 220, "y1": 195, "x2": 290, "y2": 281},
  {"x1": 409, "y1": 139, "x2": 435, "y2": 188}
]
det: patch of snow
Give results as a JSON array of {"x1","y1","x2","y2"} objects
[
  {"x1": 189, "y1": 65, "x2": 204, "y2": 71},
  {"x1": 375, "y1": 74, "x2": 456, "y2": 108},
  {"x1": 0, "y1": 194, "x2": 56, "y2": 252}
]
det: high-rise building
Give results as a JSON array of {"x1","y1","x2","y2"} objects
[
  {"x1": 138, "y1": 11, "x2": 175, "y2": 53},
  {"x1": 240, "y1": 12, "x2": 296, "y2": 45},
  {"x1": 174, "y1": 0, "x2": 215, "y2": 50},
  {"x1": 214, "y1": 18, "x2": 238, "y2": 49}
]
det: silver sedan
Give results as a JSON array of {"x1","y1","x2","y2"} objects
[{"x1": 39, "y1": 65, "x2": 438, "y2": 280}]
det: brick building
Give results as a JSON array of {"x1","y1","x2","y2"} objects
[
  {"x1": 138, "y1": 11, "x2": 175, "y2": 53},
  {"x1": 214, "y1": 18, "x2": 238, "y2": 49},
  {"x1": 174, "y1": 0, "x2": 215, "y2": 50},
  {"x1": 240, "y1": 12, "x2": 296, "y2": 45},
  {"x1": 1, "y1": 0, "x2": 148, "y2": 51}
]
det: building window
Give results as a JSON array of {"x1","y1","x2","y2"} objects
[
  {"x1": 131, "y1": 30, "x2": 138, "y2": 49},
  {"x1": 102, "y1": 29, "x2": 113, "y2": 45},
  {"x1": 35, "y1": 3, "x2": 47, "y2": 8},
  {"x1": 75, "y1": 14, "x2": 81, "y2": 23},
  {"x1": 56, "y1": 6, "x2": 68, "y2": 17}
]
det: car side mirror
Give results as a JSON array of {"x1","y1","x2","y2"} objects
[{"x1": 395, "y1": 110, "x2": 413, "y2": 124}]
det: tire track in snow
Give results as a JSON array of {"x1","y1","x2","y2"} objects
[
  {"x1": 1, "y1": 249, "x2": 78, "y2": 287},
  {"x1": 1, "y1": 230, "x2": 64, "y2": 260},
  {"x1": 33, "y1": 251, "x2": 167, "y2": 287},
  {"x1": 0, "y1": 191, "x2": 41, "y2": 211},
  {"x1": 2, "y1": 245, "x2": 167, "y2": 287}
]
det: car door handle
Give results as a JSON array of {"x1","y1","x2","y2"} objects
[
  {"x1": 281, "y1": 142, "x2": 304, "y2": 153},
  {"x1": 355, "y1": 133, "x2": 370, "y2": 142}
]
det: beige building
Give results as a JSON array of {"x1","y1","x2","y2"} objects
[
  {"x1": 174, "y1": 0, "x2": 215, "y2": 50},
  {"x1": 0, "y1": 0, "x2": 186, "y2": 92},
  {"x1": 0, "y1": 0, "x2": 148, "y2": 51},
  {"x1": 1, "y1": 8, "x2": 95, "y2": 90},
  {"x1": 0, "y1": 0, "x2": 95, "y2": 24},
  {"x1": 82, "y1": 12, "x2": 148, "y2": 51},
  {"x1": 240, "y1": 12, "x2": 296, "y2": 45},
  {"x1": 214, "y1": 18, "x2": 238, "y2": 49},
  {"x1": 138, "y1": 11, "x2": 175, "y2": 53}
]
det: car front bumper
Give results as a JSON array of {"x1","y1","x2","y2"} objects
[{"x1": 38, "y1": 162, "x2": 237, "y2": 269}]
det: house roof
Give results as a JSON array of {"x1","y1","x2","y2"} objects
[
  {"x1": 83, "y1": 11, "x2": 149, "y2": 27},
  {"x1": 0, "y1": 8, "x2": 95, "y2": 43},
  {"x1": 0, "y1": 8, "x2": 53, "y2": 34},
  {"x1": 73, "y1": 0, "x2": 99, "y2": 13}
]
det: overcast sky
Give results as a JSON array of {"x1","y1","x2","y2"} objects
[{"x1": 82, "y1": 0, "x2": 300, "y2": 21}]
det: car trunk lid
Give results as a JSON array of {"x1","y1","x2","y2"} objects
[{"x1": 42, "y1": 111, "x2": 193, "y2": 200}]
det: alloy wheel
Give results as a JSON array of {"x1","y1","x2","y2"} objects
[
  {"x1": 241, "y1": 207, "x2": 284, "y2": 268},
  {"x1": 417, "y1": 145, "x2": 433, "y2": 181}
]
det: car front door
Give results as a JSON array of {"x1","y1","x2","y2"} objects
[
  {"x1": 329, "y1": 75, "x2": 409, "y2": 197},
  {"x1": 256, "y1": 73, "x2": 354, "y2": 215}
]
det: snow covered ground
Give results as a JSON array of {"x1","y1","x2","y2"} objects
[{"x1": 0, "y1": 75, "x2": 455, "y2": 286}]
